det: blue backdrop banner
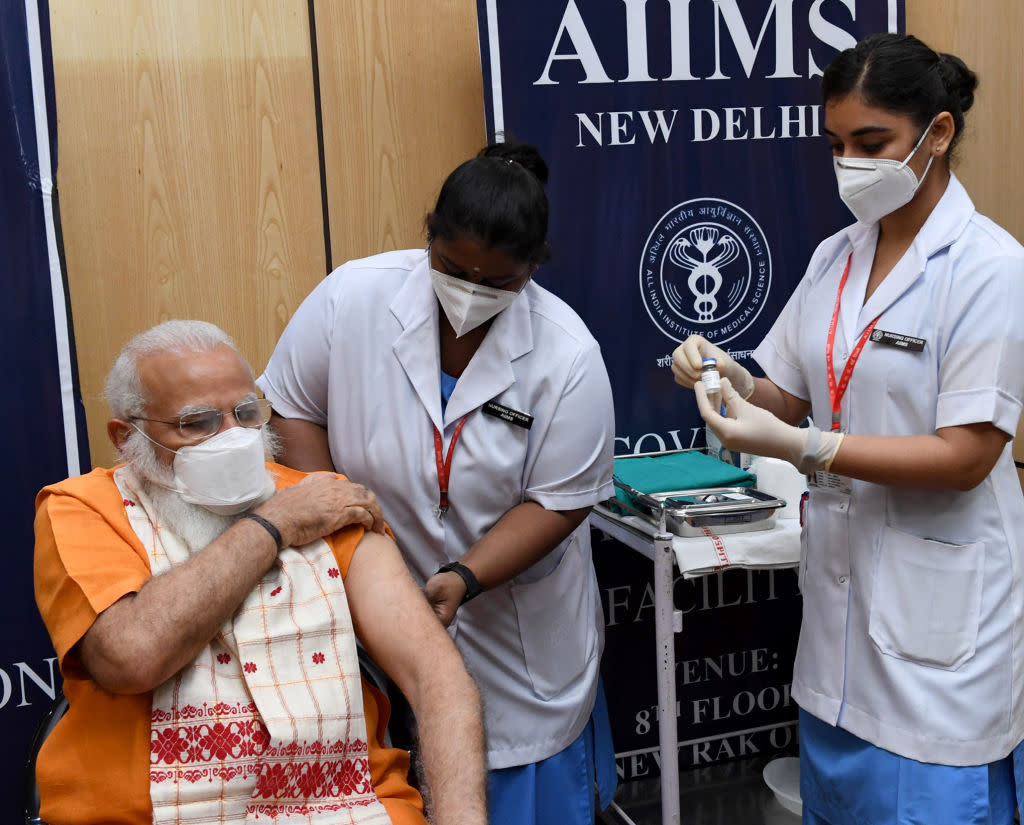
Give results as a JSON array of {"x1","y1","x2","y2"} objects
[
  {"x1": 1, "y1": 0, "x2": 89, "y2": 817},
  {"x1": 476, "y1": 0, "x2": 904, "y2": 779},
  {"x1": 477, "y1": 0, "x2": 903, "y2": 451}
]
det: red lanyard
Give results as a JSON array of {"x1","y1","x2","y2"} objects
[
  {"x1": 826, "y1": 253, "x2": 881, "y2": 432},
  {"x1": 432, "y1": 415, "x2": 470, "y2": 516}
]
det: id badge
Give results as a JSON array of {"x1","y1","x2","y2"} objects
[{"x1": 809, "y1": 470, "x2": 853, "y2": 495}]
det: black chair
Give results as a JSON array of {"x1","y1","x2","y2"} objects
[{"x1": 22, "y1": 686, "x2": 68, "y2": 825}]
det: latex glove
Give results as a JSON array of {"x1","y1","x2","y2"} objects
[
  {"x1": 696, "y1": 378, "x2": 843, "y2": 473},
  {"x1": 671, "y1": 334, "x2": 755, "y2": 400}
]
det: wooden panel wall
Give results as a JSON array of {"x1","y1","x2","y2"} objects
[
  {"x1": 314, "y1": 2, "x2": 486, "y2": 264},
  {"x1": 49, "y1": 1, "x2": 1020, "y2": 468},
  {"x1": 906, "y1": 3, "x2": 1024, "y2": 479},
  {"x1": 50, "y1": 0, "x2": 485, "y2": 467},
  {"x1": 51, "y1": 1, "x2": 327, "y2": 467},
  {"x1": 907, "y1": 3, "x2": 1024, "y2": 243}
]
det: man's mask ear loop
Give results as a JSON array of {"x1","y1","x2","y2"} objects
[{"x1": 130, "y1": 423, "x2": 179, "y2": 455}]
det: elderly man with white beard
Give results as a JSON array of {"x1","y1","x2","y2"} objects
[{"x1": 32, "y1": 320, "x2": 487, "y2": 825}]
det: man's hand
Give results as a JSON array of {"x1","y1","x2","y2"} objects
[
  {"x1": 423, "y1": 571, "x2": 467, "y2": 627},
  {"x1": 255, "y1": 473, "x2": 385, "y2": 548},
  {"x1": 672, "y1": 334, "x2": 755, "y2": 400}
]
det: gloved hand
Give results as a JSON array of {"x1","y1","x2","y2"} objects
[
  {"x1": 672, "y1": 335, "x2": 755, "y2": 400},
  {"x1": 695, "y1": 378, "x2": 844, "y2": 474}
]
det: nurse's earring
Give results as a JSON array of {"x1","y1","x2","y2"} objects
[{"x1": 926, "y1": 111, "x2": 955, "y2": 160}]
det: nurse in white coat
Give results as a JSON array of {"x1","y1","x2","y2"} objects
[
  {"x1": 673, "y1": 34, "x2": 1024, "y2": 825},
  {"x1": 257, "y1": 141, "x2": 617, "y2": 825}
]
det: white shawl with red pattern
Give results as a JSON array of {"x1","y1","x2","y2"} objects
[{"x1": 114, "y1": 467, "x2": 392, "y2": 824}]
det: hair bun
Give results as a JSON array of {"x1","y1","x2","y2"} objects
[
  {"x1": 937, "y1": 52, "x2": 978, "y2": 114},
  {"x1": 480, "y1": 140, "x2": 549, "y2": 186},
  {"x1": 427, "y1": 138, "x2": 552, "y2": 266}
]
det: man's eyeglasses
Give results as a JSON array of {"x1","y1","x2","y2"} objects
[{"x1": 131, "y1": 398, "x2": 272, "y2": 442}]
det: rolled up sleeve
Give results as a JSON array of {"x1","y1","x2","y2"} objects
[
  {"x1": 935, "y1": 251, "x2": 1024, "y2": 435},
  {"x1": 524, "y1": 343, "x2": 615, "y2": 511}
]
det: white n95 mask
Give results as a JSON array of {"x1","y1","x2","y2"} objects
[
  {"x1": 172, "y1": 426, "x2": 274, "y2": 515},
  {"x1": 833, "y1": 116, "x2": 936, "y2": 225},
  {"x1": 430, "y1": 268, "x2": 523, "y2": 337}
]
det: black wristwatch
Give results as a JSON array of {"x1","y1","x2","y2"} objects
[{"x1": 435, "y1": 561, "x2": 484, "y2": 604}]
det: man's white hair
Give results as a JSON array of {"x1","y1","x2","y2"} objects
[
  {"x1": 105, "y1": 320, "x2": 243, "y2": 419},
  {"x1": 109, "y1": 320, "x2": 279, "y2": 551}
]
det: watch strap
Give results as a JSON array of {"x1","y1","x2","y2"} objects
[
  {"x1": 240, "y1": 512, "x2": 283, "y2": 552},
  {"x1": 436, "y1": 561, "x2": 483, "y2": 604}
]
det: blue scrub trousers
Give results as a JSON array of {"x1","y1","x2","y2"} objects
[
  {"x1": 486, "y1": 680, "x2": 617, "y2": 825},
  {"x1": 799, "y1": 709, "x2": 1016, "y2": 825}
]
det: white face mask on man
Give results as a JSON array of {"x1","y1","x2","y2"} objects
[
  {"x1": 833, "y1": 115, "x2": 937, "y2": 225},
  {"x1": 133, "y1": 424, "x2": 274, "y2": 515}
]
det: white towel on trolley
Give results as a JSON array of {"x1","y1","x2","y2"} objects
[
  {"x1": 608, "y1": 514, "x2": 801, "y2": 578},
  {"x1": 672, "y1": 518, "x2": 801, "y2": 578}
]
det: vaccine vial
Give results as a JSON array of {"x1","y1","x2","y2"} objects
[{"x1": 701, "y1": 358, "x2": 721, "y2": 409}]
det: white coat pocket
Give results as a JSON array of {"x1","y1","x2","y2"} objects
[
  {"x1": 509, "y1": 536, "x2": 595, "y2": 700},
  {"x1": 868, "y1": 526, "x2": 983, "y2": 670}
]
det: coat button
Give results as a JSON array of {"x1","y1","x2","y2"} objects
[{"x1": 838, "y1": 575, "x2": 848, "y2": 584}]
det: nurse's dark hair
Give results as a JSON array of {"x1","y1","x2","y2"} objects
[
  {"x1": 822, "y1": 33, "x2": 978, "y2": 157},
  {"x1": 425, "y1": 138, "x2": 552, "y2": 266}
]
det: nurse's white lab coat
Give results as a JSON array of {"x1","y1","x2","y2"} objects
[
  {"x1": 753, "y1": 175, "x2": 1024, "y2": 765},
  {"x1": 257, "y1": 249, "x2": 615, "y2": 769}
]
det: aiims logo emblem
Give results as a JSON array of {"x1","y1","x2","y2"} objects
[{"x1": 640, "y1": 198, "x2": 771, "y2": 344}]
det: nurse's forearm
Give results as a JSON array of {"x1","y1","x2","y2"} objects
[
  {"x1": 268, "y1": 412, "x2": 337, "y2": 472},
  {"x1": 459, "y1": 502, "x2": 591, "y2": 590},
  {"x1": 828, "y1": 422, "x2": 1009, "y2": 491},
  {"x1": 747, "y1": 377, "x2": 811, "y2": 426}
]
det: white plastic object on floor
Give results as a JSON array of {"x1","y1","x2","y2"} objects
[{"x1": 763, "y1": 756, "x2": 802, "y2": 815}]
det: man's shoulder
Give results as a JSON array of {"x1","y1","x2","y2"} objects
[
  {"x1": 268, "y1": 462, "x2": 306, "y2": 490},
  {"x1": 42, "y1": 464, "x2": 354, "y2": 506},
  {"x1": 36, "y1": 466, "x2": 122, "y2": 513},
  {"x1": 268, "y1": 462, "x2": 353, "y2": 491}
]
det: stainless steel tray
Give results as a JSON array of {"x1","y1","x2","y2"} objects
[
  {"x1": 652, "y1": 487, "x2": 784, "y2": 514},
  {"x1": 613, "y1": 482, "x2": 785, "y2": 537}
]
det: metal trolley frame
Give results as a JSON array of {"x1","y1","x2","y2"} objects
[
  {"x1": 590, "y1": 500, "x2": 683, "y2": 825},
  {"x1": 591, "y1": 449, "x2": 797, "y2": 825}
]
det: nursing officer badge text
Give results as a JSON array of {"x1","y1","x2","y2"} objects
[
  {"x1": 483, "y1": 401, "x2": 534, "y2": 430},
  {"x1": 870, "y1": 329, "x2": 925, "y2": 352}
]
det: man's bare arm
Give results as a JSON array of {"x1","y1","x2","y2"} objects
[
  {"x1": 77, "y1": 474, "x2": 382, "y2": 694},
  {"x1": 345, "y1": 532, "x2": 488, "y2": 825}
]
